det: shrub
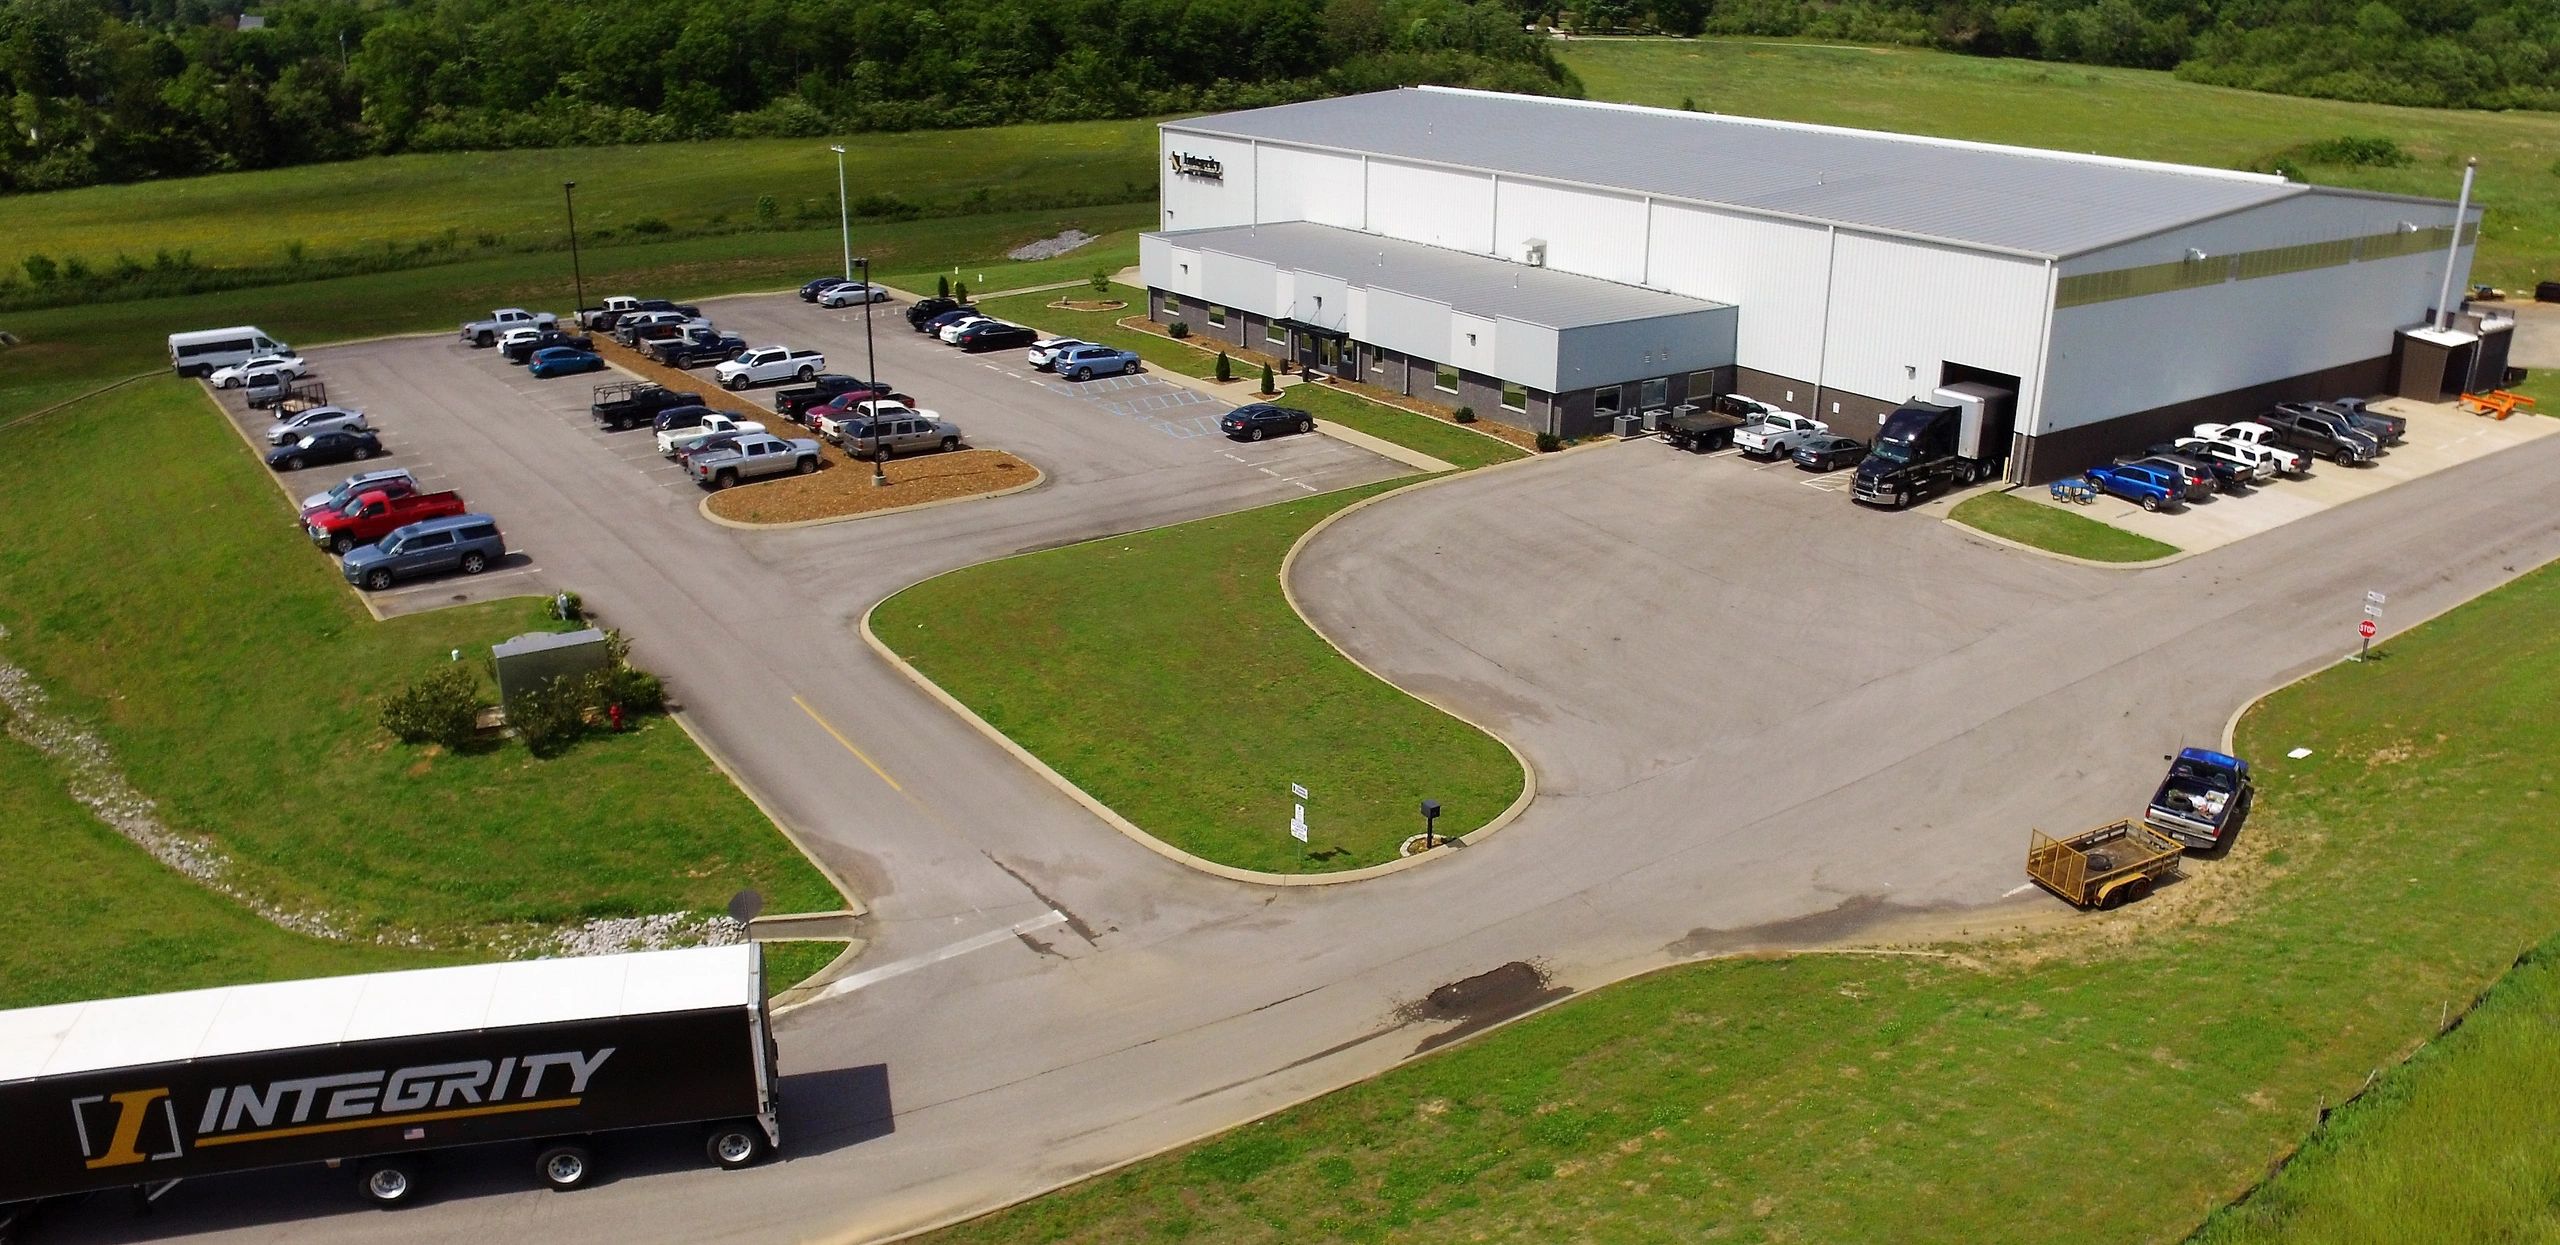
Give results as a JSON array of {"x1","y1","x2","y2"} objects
[
  {"x1": 630, "y1": 217, "x2": 671, "y2": 235},
  {"x1": 1536, "y1": 432, "x2": 1563, "y2": 452},
  {"x1": 2298, "y1": 135, "x2": 2411, "y2": 167},
  {"x1": 937, "y1": 274, "x2": 952, "y2": 298},
  {"x1": 282, "y1": 239, "x2": 307, "y2": 264},
  {"x1": 1454, "y1": 405, "x2": 1477, "y2": 424},
  {"x1": 954, "y1": 281, "x2": 969, "y2": 302},
  {"x1": 754, "y1": 194, "x2": 780, "y2": 225},
  {"x1": 1169, "y1": 320, "x2": 1191, "y2": 339},
  {"x1": 1090, "y1": 270, "x2": 1112, "y2": 296},
  {"x1": 380, "y1": 666, "x2": 485, "y2": 750},
  {"x1": 1216, "y1": 351, "x2": 1232, "y2": 382},
  {"x1": 513, "y1": 672, "x2": 594, "y2": 759},
  {"x1": 21, "y1": 253, "x2": 57, "y2": 284},
  {"x1": 1259, "y1": 362, "x2": 1276, "y2": 394},
  {"x1": 597, "y1": 665, "x2": 666, "y2": 716}
]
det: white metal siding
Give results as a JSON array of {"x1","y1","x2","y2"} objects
[
  {"x1": 1448, "y1": 312, "x2": 1500, "y2": 373},
  {"x1": 1200, "y1": 250, "x2": 1276, "y2": 315},
  {"x1": 1496, "y1": 179, "x2": 1647, "y2": 285},
  {"x1": 1644, "y1": 203, "x2": 1831, "y2": 384},
  {"x1": 1364, "y1": 288, "x2": 1453, "y2": 362},
  {"x1": 1158, "y1": 132, "x2": 1258, "y2": 232},
  {"x1": 1288, "y1": 271, "x2": 1351, "y2": 331},
  {"x1": 1258, "y1": 146, "x2": 1366, "y2": 229},
  {"x1": 1553, "y1": 306, "x2": 1738, "y2": 394},
  {"x1": 1140, "y1": 236, "x2": 1205, "y2": 299},
  {"x1": 1495, "y1": 322, "x2": 1562, "y2": 392},
  {"x1": 1820, "y1": 234, "x2": 2047, "y2": 427},
  {"x1": 1368, "y1": 158, "x2": 1496, "y2": 253},
  {"x1": 2062, "y1": 192, "x2": 2475, "y2": 274}
]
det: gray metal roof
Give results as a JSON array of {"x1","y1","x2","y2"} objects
[
  {"x1": 1154, "y1": 221, "x2": 1730, "y2": 329},
  {"x1": 1165, "y1": 87, "x2": 2313, "y2": 259}
]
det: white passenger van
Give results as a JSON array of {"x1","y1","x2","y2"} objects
[{"x1": 166, "y1": 326, "x2": 288, "y2": 377}]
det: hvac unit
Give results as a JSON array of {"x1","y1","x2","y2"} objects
[{"x1": 1521, "y1": 239, "x2": 1548, "y2": 268}]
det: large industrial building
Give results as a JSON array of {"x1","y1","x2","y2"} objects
[{"x1": 1138, "y1": 87, "x2": 2490, "y2": 481}]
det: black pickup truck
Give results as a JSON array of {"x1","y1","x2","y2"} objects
[
  {"x1": 648, "y1": 328, "x2": 748, "y2": 369},
  {"x1": 2255, "y1": 405, "x2": 2377, "y2": 464},
  {"x1": 2307, "y1": 398, "x2": 2406, "y2": 446},
  {"x1": 775, "y1": 373, "x2": 889, "y2": 420},
  {"x1": 591, "y1": 381, "x2": 698, "y2": 431}
]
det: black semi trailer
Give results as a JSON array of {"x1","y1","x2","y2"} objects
[{"x1": 0, "y1": 944, "x2": 776, "y2": 1225}]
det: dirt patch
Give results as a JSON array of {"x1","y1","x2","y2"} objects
[
  {"x1": 1048, "y1": 299, "x2": 1128, "y2": 312},
  {"x1": 703, "y1": 449, "x2": 1039, "y2": 526},
  {"x1": 1403, "y1": 960, "x2": 1573, "y2": 1055},
  {"x1": 1323, "y1": 375, "x2": 1546, "y2": 451},
  {"x1": 1008, "y1": 229, "x2": 1097, "y2": 261}
]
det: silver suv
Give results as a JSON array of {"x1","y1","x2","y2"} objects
[{"x1": 842, "y1": 411, "x2": 962, "y2": 460}]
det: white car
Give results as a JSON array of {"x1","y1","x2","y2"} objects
[
  {"x1": 2194, "y1": 422, "x2": 2309, "y2": 475},
  {"x1": 1027, "y1": 338, "x2": 1088, "y2": 371},
  {"x1": 264, "y1": 404, "x2": 370, "y2": 446},
  {"x1": 714, "y1": 347, "x2": 826, "y2": 390},
  {"x1": 1733, "y1": 411, "x2": 1830, "y2": 457},
  {"x1": 209, "y1": 353, "x2": 309, "y2": 389},
  {"x1": 936, "y1": 316, "x2": 994, "y2": 345},
  {"x1": 657, "y1": 414, "x2": 768, "y2": 458},
  {"x1": 815, "y1": 398, "x2": 916, "y2": 444},
  {"x1": 816, "y1": 282, "x2": 891, "y2": 308}
]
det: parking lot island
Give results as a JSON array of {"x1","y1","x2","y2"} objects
[{"x1": 701, "y1": 449, "x2": 1045, "y2": 528}]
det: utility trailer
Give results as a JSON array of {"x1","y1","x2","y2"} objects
[
  {"x1": 2025, "y1": 820, "x2": 2183, "y2": 909},
  {"x1": 0, "y1": 944, "x2": 777, "y2": 1228}
]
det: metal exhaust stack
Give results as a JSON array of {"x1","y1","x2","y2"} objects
[{"x1": 2436, "y1": 157, "x2": 2477, "y2": 331}]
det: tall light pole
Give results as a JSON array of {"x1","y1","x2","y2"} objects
[
  {"x1": 562, "y1": 180, "x2": 585, "y2": 316},
  {"x1": 829, "y1": 145, "x2": 852, "y2": 282},
  {"x1": 857, "y1": 254, "x2": 877, "y2": 385}
]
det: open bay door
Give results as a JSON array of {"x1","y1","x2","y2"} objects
[{"x1": 1932, "y1": 379, "x2": 2018, "y2": 482}]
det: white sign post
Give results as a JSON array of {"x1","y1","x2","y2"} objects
[
  {"x1": 1288, "y1": 783, "x2": 1310, "y2": 859},
  {"x1": 2358, "y1": 590, "x2": 2385, "y2": 661}
]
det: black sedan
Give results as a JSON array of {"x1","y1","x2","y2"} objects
[
  {"x1": 1220, "y1": 403, "x2": 1314, "y2": 441},
  {"x1": 956, "y1": 322, "x2": 1037, "y2": 353},
  {"x1": 502, "y1": 329, "x2": 594, "y2": 364},
  {"x1": 266, "y1": 428, "x2": 384, "y2": 472},
  {"x1": 799, "y1": 276, "x2": 853, "y2": 302},
  {"x1": 1791, "y1": 433, "x2": 1869, "y2": 472}
]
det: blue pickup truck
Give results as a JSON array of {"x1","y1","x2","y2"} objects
[{"x1": 2145, "y1": 748, "x2": 2252, "y2": 850}]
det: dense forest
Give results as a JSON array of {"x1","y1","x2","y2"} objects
[{"x1": 2, "y1": 0, "x2": 2555, "y2": 193}]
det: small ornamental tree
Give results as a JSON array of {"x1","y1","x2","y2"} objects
[
  {"x1": 1215, "y1": 351, "x2": 1232, "y2": 382},
  {"x1": 954, "y1": 280, "x2": 969, "y2": 302},
  {"x1": 937, "y1": 274, "x2": 951, "y2": 299},
  {"x1": 1259, "y1": 362, "x2": 1276, "y2": 394},
  {"x1": 1090, "y1": 270, "x2": 1111, "y2": 297}
]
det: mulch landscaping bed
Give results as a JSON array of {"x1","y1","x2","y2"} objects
[
  {"x1": 704, "y1": 449, "x2": 1038, "y2": 525},
  {"x1": 597, "y1": 336, "x2": 861, "y2": 470}
]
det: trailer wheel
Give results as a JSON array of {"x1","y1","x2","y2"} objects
[
  {"x1": 705, "y1": 1122, "x2": 766, "y2": 1170},
  {"x1": 536, "y1": 1144, "x2": 593, "y2": 1190},
  {"x1": 360, "y1": 1160, "x2": 420, "y2": 1205}
]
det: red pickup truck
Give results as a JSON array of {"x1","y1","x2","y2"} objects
[{"x1": 307, "y1": 488, "x2": 466, "y2": 554}]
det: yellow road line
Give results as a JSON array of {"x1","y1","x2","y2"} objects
[{"x1": 794, "y1": 695, "x2": 903, "y2": 792}]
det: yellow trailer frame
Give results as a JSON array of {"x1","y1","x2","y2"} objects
[{"x1": 2026, "y1": 819, "x2": 2184, "y2": 909}]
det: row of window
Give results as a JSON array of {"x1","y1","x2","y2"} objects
[{"x1": 2056, "y1": 221, "x2": 2479, "y2": 310}]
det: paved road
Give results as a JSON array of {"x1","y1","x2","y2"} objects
[{"x1": 48, "y1": 297, "x2": 2560, "y2": 1243}]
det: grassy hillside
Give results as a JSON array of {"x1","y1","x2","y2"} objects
[{"x1": 1556, "y1": 39, "x2": 2557, "y2": 290}]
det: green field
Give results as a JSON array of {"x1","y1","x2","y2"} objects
[
  {"x1": 1951, "y1": 489, "x2": 2182, "y2": 562},
  {"x1": 0, "y1": 379, "x2": 839, "y2": 978},
  {"x1": 0, "y1": 120, "x2": 1158, "y2": 277},
  {"x1": 875, "y1": 481, "x2": 1524, "y2": 874},
  {"x1": 926, "y1": 553, "x2": 2560, "y2": 1242},
  {"x1": 1557, "y1": 40, "x2": 2560, "y2": 290},
  {"x1": 2192, "y1": 935, "x2": 2560, "y2": 1244}
]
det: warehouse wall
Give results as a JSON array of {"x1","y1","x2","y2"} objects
[
  {"x1": 1157, "y1": 132, "x2": 1259, "y2": 232},
  {"x1": 1819, "y1": 234, "x2": 2049, "y2": 432},
  {"x1": 1496, "y1": 180, "x2": 1648, "y2": 285},
  {"x1": 1645, "y1": 204, "x2": 1832, "y2": 386},
  {"x1": 1369, "y1": 158, "x2": 1495, "y2": 253}
]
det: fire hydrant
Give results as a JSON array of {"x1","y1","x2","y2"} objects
[{"x1": 608, "y1": 703, "x2": 625, "y2": 733}]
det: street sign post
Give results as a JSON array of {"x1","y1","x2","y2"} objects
[
  {"x1": 1289, "y1": 783, "x2": 1309, "y2": 860},
  {"x1": 2357, "y1": 589, "x2": 2383, "y2": 661}
]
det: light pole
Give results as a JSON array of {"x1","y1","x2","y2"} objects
[
  {"x1": 829, "y1": 145, "x2": 852, "y2": 282},
  {"x1": 562, "y1": 180, "x2": 585, "y2": 316},
  {"x1": 856, "y1": 254, "x2": 877, "y2": 386}
]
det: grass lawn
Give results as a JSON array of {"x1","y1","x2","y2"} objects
[
  {"x1": 0, "y1": 378, "x2": 840, "y2": 951},
  {"x1": 924, "y1": 553, "x2": 2560, "y2": 1243},
  {"x1": 1951, "y1": 490, "x2": 2182, "y2": 562},
  {"x1": 762, "y1": 941, "x2": 853, "y2": 999},
  {"x1": 1558, "y1": 39, "x2": 2560, "y2": 291},
  {"x1": 0, "y1": 205, "x2": 1152, "y2": 419},
  {"x1": 875, "y1": 481, "x2": 1523, "y2": 874},
  {"x1": 0, "y1": 119, "x2": 1158, "y2": 276},
  {"x1": 2191, "y1": 936, "x2": 2560, "y2": 1244},
  {"x1": 1281, "y1": 384, "x2": 1530, "y2": 470}
]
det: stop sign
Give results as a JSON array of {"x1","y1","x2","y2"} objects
[{"x1": 2359, "y1": 619, "x2": 2378, "y2": 639}]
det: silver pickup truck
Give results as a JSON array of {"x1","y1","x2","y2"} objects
[
  {"x1": 460, "y1": 308, "x2": 558, "y2": 347},
  {"x1": 690, "y1": 434, "x2": 823, "y2": 489}
]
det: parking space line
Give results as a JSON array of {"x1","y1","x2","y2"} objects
[{"x1": 793, "y1": 694, "x2": 904, "y2": 792}]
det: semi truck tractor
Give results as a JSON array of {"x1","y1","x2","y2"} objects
[
  {"x1": 0, "y1": 944, "x2": 778, "y2": 1229},
  {"x1": 1850, "y1": 381, "x2": 2015, "y2": 509}
]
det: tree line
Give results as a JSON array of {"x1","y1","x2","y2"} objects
[{"x1": 0, "y1": 0, "x2": 1573, "y2": 192}]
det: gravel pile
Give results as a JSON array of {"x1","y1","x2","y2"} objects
[
  {"x1": 534, "y1": 913, "x2": 747, "y2": 957},
  {"x1": 1007, "y1": 229, "x2": 1097, "y2": 262}
]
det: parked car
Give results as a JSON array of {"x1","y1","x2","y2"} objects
[
  {"x1": 529, "y1": 347, "x2": 607, "y2": 378},
  {"x1": 1221, "y1": 403, "x2": 1314, "y2": 441},
  {"x1": 2252, "y1": 406, "x2": 2377, "y2": 465},
  {"x1": 814, "y1": 397, "x2": 917, "y2": 444},
  {"x1": 591, "y1": 382, "x2": 696, "y2": 431},
  {"x1": 501, "y1": 329, "x2": 595, "y2": 364},
  {"x1": 244, "y1": 372, "x2": 323, "y2": 410},
  {"x1": 839, "y1": 410, "x2": 961, "y2": 460},
  {"x1": 1713, "y1": 394, "x2": 1785, "y2": 423},
  {"x1": 613, "y1": 310, "x2": 709, "y2": 346},
  {"x1": 2083, "y1": 461, "x2": 2184, "y2": 511},
  {"x1": 207, "y1": 352, "x2": 309, "y2": 389},
  {"x1": 579, "y1": 296, "x2": 698, "y2": 331},
  {"x1": 266, "y1": 428, "x2": 384, "y2": 473},
  {"x1": 816, "y1": 282, "x2": 891, "y2": 308},
  {"x1": 460, "y1": 308, "x2": 557, "y2": 347},
  {"x1": 265, "y1": 404, "x2": 369, "y2": 446},
  {"x1": 307, "y1": 488, "x2": 467, "y2": 555},
  {"x1": 715, "y1": 347, "x2": 826, "y2": 390},
  {"x1": 804, "y1": 388, "x2": 911, "y2": 431},
  {"x1": 1734, "y1": 410, "x2": 1830, "y2": 458},
  {"x1": 935, "y1": 316, "x2": 997, "y2": 344},
  {"x1": 690, "y1": 434, "x2": 824, "y2": 488},
  {"x1": 1051, "y1": 344, "x2": 1142, "y2": 379},
  {"x1": 658, "y1": 413, "x2": 766, "y2": 458},
  {"x1": 647, "y1": 327, "x2": 748, "y2": 368},
  {"x1": 341, "y1": 514, "x2": 506, "y2": 591},
  {"x1": 2113, "y1": 453, "x2": 2216, "y2": 502},
  {"x1": 2304, "y1": 397, "x2": 2405, "y2": 447},
  {"x1": 799, "y1": 276, "x2": 855, "y2": 302},
  {"x1": 2193, "y1": 423, "x2": 2311, "y2": 475},
  {"x1": 920, "y1": 307, "x2": 983, "y2": 337},
  {"x1": 955, "y1": 322, "x2": 1037, "y2": 353},
  {"x1": 1790, "y1": 433, "x2": 1869, "y2": 472},
  {"x1": 675, "y1": 431, "x2": 759, "y2": 469},
  {"x1": 1027, "y1": 338, "x2": 1089, "y2": 371},
  {"x1": 776, "y1": 374, "x2": 891, "y2": 420},
  {"x1": 906, "y1": 297, "x2": 967, "y2": 329},
  {"x1": 299, "y1": 469, "x2": 417, "y2": 525},
  {"x1": 2138, "y1": 443, "x2": 2251, "y2": 492},
  {"x1": 2168, "y1": 435, "x2": 2280, "y2": 484}
]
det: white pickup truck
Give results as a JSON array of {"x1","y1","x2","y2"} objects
[
  {"x1": 689, "y1": 433, "x2": 824, "y2": 489},
  {"x1": 657, "y1": 413, "x2": 767, "y2": 458},
  {"x1": 1733, "y1": 410, "x2": 1830, "y2": 458},
  {"x1": 2193, "y1": 423, "x2": 2310, "y2": 475},
  {"x1": 460, "y1": 308, "x2": 558, "y2": 347},
  {"x1": 715, "y1": 347, "x2": 826, "y2": 390},
  {"x1": 2172, "y1": 435, "x2": 2282, "y2": 483}
]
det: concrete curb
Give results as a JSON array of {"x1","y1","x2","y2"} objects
[
  {"x1": 669, "y1": 711, "x2": 872, "y2": 921},
  {"x1": 855, "y1": 475, "x2": 1535, "y2": 887},
  {"x1": 1941, "y1": 514, "x2": 2193, "y2": 570},
  {"x1": 1309, "y1": 421, "x2": 1455, "y2": 473},
  {"x1": 187, "y1": 378, "x2": 397, "y2": 623},
  {"x1": 768, "y1": 939, "x2": 873, "y2": 1016},
  {"x1": 696, "y1": 453, "x2": 1046, "y2": 531},
  {"x1": 0, "y1": 369, "x2": 157, "y2": 431}
]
